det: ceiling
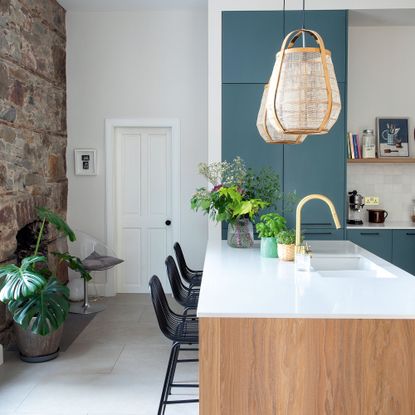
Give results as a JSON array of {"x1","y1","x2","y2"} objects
[
  {"x1": 349, "y1": 9, "x2": 415, "y2": 26},
  {"x1": 57, "y1": 0, "x2": 207, "y2": 12}
]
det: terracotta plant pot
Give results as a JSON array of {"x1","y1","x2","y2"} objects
[
  {"x1": 14, "y1": 322, "x2": 64, "y2": 363},
  {"x1": 278, "y1": 244, "x2": 295, "y2": 261}
]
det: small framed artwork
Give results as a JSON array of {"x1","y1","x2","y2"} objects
[
  {"x1": 74, "y1": 149, "x2": 97, "y2": 175},
  {"x1": 377, "y1": 117, "x2": 409, "y2": 157}
]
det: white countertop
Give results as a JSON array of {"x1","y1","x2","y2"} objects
[
  {"x1": 197, "y1": 240, "x2": 415, "y2": 319},
  {"x1": 347, "y1": 221, "x2": 415, "y2": 230}
]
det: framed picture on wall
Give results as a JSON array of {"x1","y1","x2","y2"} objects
[
  {"x1": 74, "y1": 149, "x2": 97, "y2": 175},
  {"x1": 377, "y1": 117, "x2": 409, "y2": 157}
]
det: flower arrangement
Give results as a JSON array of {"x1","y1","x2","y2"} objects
[{"x1": 191, "y1": 157, "x2": 285, "y2": 224}]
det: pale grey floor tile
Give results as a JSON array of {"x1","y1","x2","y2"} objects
[{"x1": 0, "y1": 294, "x2": 199, "y2": 415}]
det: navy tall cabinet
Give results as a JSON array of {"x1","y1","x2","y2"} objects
[{"x1": 222, "y1": 10, "x2": 348, "y2": 237}]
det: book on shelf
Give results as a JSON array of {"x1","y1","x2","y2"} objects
[{"x1": 347, "y1": 132, "x2": 362, "y2": 159}]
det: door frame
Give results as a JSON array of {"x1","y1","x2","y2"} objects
[{"x1": 105, "y1": 118, "x2": 181, "y2": 296}]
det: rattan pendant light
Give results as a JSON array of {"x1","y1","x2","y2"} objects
[
  {"x1": 257, "y1": 84, "x2": 307, "y2": 144},
  {"x1": 258, "y1": 0, "x2": 341, "y2": 144}
]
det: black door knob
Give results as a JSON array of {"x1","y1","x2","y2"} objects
[{"x1": 165, "y1": 220, "x2": 172, "y2": 226}]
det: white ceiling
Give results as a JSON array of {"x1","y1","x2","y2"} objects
[
  {"x1": 57, "y1": 0, "x2": 207, "y2": 12},
  {"x1": 349, "y1": 9, "x2": 415, "y2": 26}
]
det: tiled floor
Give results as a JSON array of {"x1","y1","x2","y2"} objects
[{"x1": 0, "y1": 294, "x2": 198, "y2": 415}]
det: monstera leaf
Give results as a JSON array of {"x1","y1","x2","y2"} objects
[
  {"x1": 53, "y1": 252, "x2": 92, "y2": 282},
  {"x1": 0, "y1": 256, "x2": 47, "y2": 302},
  {"x1": 8, "y1": 278, "x2": 70, "y2": 336},
  {"x1": 36, "y1": 207, "x2": 76, "y2": 242}
]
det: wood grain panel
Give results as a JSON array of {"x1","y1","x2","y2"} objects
[{"x1": 200, "y1": 318, "x2": 415, "y2": 415}]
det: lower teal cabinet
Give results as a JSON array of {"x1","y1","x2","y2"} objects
[
  {"x1": 392, "y1": 230, "x2": 415, "y2": 275},
  {"x1": 303, "y1": 228, "x2": 344, "y2": 241},
  {"x1": 347, "y1": 229, "x2": 393, "y2": 262}
]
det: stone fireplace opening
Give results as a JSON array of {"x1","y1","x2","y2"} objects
[{"x1": 15, "y1": 221, "x2": 48, "y2": 264}]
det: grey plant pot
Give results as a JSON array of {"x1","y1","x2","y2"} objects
[{"x1": 14, "y1": 322, "x2": 64, "y2": 363}]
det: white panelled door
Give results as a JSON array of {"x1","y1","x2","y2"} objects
[{"x1": 115, "y1": 127, "x2": 173, "y2": 293}]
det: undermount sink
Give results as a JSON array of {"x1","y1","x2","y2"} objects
[{"x1": 310, "y1": 255, "x2": 396, "y2": 279}]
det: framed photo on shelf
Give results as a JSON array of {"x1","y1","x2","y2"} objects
[
  {"x1": 74, "y1": 149, "x2": 97, "y2": 175},
  {"x1": 377, "y1": 117, "x2": 409, "y2": 157}
]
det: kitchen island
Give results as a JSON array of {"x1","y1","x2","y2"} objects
[{"x1": 198, "y1": 240, "x2": 415, "y2": 415}]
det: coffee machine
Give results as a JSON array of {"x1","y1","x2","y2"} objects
[{"x1": 347, "y1": 190, "x2": 365, "y2": 225}]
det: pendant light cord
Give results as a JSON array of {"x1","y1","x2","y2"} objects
[
  {"x1": 282, "y1": 0, "x2": 286, "y2": 36},
  {"x1": 302, "y1": 0, "x2": 306, "y2": 46},
  {"x1": 302, "y1": 0, "x2": 306, "y2": 29}
]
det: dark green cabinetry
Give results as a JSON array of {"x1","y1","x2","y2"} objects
[
  {"x1": 222, "y1": 84, "x2": 284, "y2": 175},
  {"x1": 283, "y1": 83, "x2": 346, "y2": 230},
  {"x1": 392, "y1": 230, "x2": 415, "y2": 275},
  {"x1": 347, "y1": 229, "x2": 393, "y2": 262},
  {"x1": 347, "y1": 229, "x2": 415, "y2": 275},
  {"x1": 222, "y1": 10, "x2": 348, "y2": 240},
  {"x1": 303, "y1": 228, "x2": 344, "y2": 241}
]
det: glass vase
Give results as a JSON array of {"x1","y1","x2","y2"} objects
[{"x1": 227, "y1": 218, "x2": 254, "y2": 248}]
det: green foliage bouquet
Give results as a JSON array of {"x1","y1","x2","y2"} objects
[{"x1": 191, "y1": 157, "x2": 285, "y2": 224}]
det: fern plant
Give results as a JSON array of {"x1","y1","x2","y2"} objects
[{"x1": 0, "y1": 208, "x2": 76, "y2": 336}]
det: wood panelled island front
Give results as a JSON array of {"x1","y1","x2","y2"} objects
[
  {"x1": 200, "y1": 318, "x2": 415, "y2": 415},
  {"x1": 197, "y1": 241, "x2": 415, "y2": 415}
]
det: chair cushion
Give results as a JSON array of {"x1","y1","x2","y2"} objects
[{"x1": 82, "y1": 251, "x2": 124, "y2": 271}]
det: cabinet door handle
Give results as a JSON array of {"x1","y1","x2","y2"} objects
[
  {"x1": 302, "y1": 223, "x2": 332, "y2": 226},
  {"x1": 304, "y1": 232, "x2": 333, "y2": 235},
  {"x1": 360, "y1": 232, "x2": 380, "y2": 236},
  {"x1": 406, "y1": 232, "x2": 415, "y2": 236}
]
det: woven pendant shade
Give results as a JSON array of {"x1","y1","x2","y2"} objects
[
  {"x1": 266, "y1": 29, "x2": 341, "y2": 135},
  {"x1": 257, "y1": 84, "x2": 307, "y2": 144}
]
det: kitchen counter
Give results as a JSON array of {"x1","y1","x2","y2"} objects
[
  {"x1": 199, "y1": 240, "x2": 415, "y2": 414},
  {"x1": 347, "y1": 220, "x2": 415, "y2": 229},
  {"x1": 197, "y1": 239, "x2": 415, "y2": 319}
]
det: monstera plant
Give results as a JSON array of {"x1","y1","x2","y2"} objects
[{"x1": 0, "y1": 207, "x2": 87, "y2": 361}]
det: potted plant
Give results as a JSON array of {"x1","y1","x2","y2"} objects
[
  {"x1": 256, "y1": 213, "x2": 286, "y2": 258},
  {"x1": 276, "y1": 229, "x2": 296, "y2": 261},
  {"x1": 0, "y1": 207, "x2": 86, "y2": 362},
  {"x1": 191, "y1": 157, "x2": 290, "y2": 248}
]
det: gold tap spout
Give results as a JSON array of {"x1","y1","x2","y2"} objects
[{"x1": 295, "y1": 194, "x2": 342, "y2": 249}]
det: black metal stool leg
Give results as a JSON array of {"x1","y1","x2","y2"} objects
[{"x1": 158, "y1": 343, "x2": 179, "y2": 415}]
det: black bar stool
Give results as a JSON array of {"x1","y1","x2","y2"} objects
[
  {"x1": 173, "y1": 242, "x2": 203, "y2": 288},
  {"x1": 149, "y1": 275, "x2": 199, "y2": 415},
  {"x1": 165, "y1": 256, "x2": 199, "y2": 312}
]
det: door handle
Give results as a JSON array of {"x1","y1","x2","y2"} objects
[
  {"x1": 406, "y1": 233, "x2": 415, "y2": 236},
  {"x1": 165, "y1": 220, "x2": 172, "y2": 226},
  {"x1": 360, "y1": 232, "x2": 379, "y2": 236}
]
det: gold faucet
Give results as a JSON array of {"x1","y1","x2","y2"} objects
[{"x1": 295, "y1": 194, "x2": 342, "y2": 251}]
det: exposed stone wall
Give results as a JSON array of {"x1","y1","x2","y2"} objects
[{"x1": 0, "y1": 0, "x2": 67, "y2": 346}]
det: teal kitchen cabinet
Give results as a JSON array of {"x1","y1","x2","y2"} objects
[
  {"x1": 222, "y1": 10, "x2": 347, "y2": 84},
  {"x1": 283, "y1": 83, "x2": 346, "y2": 231},
  {"x1": 303, "y1": 228, "x2": 344, "y2": 241},
  {"x1": 221, "y1": 83, "x2": 284, "y2": 239},
  {"x1": 222, "y1": 11, "x2": 283, "y2": 84},
  {"x1": 392, "y1": 230, "x2": 415, "y2": 275},
  {"x1": 222, "y1": 10, "x2": 348, "y2": 239},
  {"x1": 222, "y1": 83, "x2": 284, "y2": 179},
  {"x1": 347, "y1": 229, "x2": 393, "y2": 262}
]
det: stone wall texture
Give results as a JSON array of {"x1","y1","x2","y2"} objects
[{"x1": 0, "y1": 0, "x2": 67, "y2": 346}]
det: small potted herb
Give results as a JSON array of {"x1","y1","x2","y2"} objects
[
  {"x1": 276, "y1": 229, "x2": 296, "y2": 261},
  {"x1": 256, "y1": 213, "x2": 286, "y2": 258}
]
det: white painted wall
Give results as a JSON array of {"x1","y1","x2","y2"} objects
[
  {"x1": 347, "y1": 25, "x2": 415, "y2": 221},
  {"x1": 66, "y1": 9, "x2": 208, "y2": 285}
]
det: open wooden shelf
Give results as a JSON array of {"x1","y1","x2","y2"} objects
[{"x1": 347, "y1": 158, "x2": 415, "y2": 164}]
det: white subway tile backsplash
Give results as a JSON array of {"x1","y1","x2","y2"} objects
[{"x1": 348, "y1": 164, "x2": 415, "y2": 222}]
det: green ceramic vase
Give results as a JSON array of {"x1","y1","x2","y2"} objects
[{"x1": 260, "y1": 237, "x2": 278, "y2": 258}]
